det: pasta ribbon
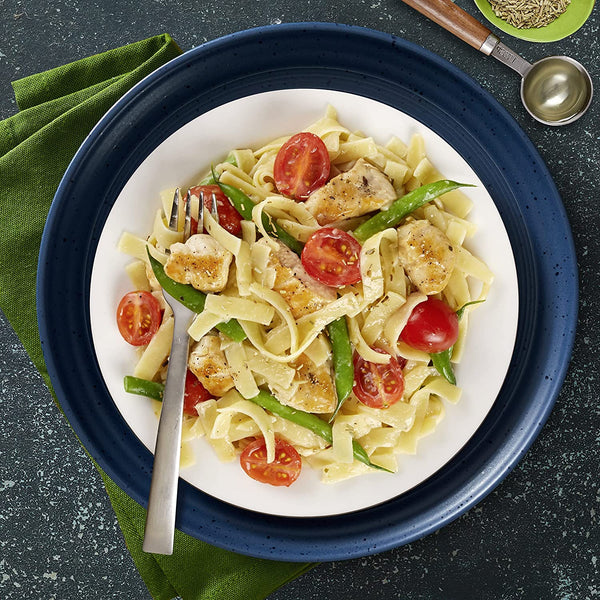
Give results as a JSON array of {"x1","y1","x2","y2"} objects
[
  {"x1": 347, "y1": 315, "x2": 391, "y2": 364},
  {"x1": 204, "y1": 293, "x2": 275, "y2": 326},
  {"x1": 152, "y1": 209, "x2": 183, "y2": 250},
  {"x1": 203, "y1": 207, "x2": 242, "y2": 256},
  {"x1": 302, "y1": 333, "x2": 331, "y2": 367},
  {"x1": 222, "y1": 341, "x2": 259, "y2": 399},
  {"x1": 215, "y1": 392, "x2": 276, "y2": 462},
  {"x1": 235, "y1": 240, "x2": 253, "y2": 297},
  {"x1": 455, "y1": 246, "x2": 495, "y2": 284},
  {"x1": 360, "y1": 291, "x2": 406, "y2": 348},
  {"x1": 117, "y1": 232, "x2": 167, "y2": 264},
  {"x1": 219, "y1": 163, "x2": 271, "y2": 201},
  {"x1": 132, "y1": 316, "x2": 173, "y2": 380},
  {"x1": 246, "y1": 349, "x2": 297, "y2": 390},
  {"x1": 125, "y1": 260, "x2": 151, "y2": 292},
  {"x1": 187, "y1": 311, "x2": 224, "y2": 342},
  {"x1": 248, "y1": 282, "x2": 299, "y2": 354},
  {"x1": 358, "y1": 228, "x2": 399, "y2": 307}
]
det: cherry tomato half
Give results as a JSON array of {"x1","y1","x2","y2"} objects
[
  {"x1": 116, "y1": 291, "x2": 162, "y2": 346},
  {"x1": 273, "y1": 132, "x2": 330, "y2": 200},
  {"x1": 353, "y1": 349, "x2": 406, "y2": 409},
  {"x1": 400, "y1": 297, "x2": 459, "y2": 353},
  {"x1": 301, "y1": 227, "x2": 362, "y2": 287},
  {"x1": 183, "y1": 369, "x2": 213, "y2": 416},
  {"x1": 189, "y1": 185, "x2": 243, "y2": 237},
  {"x1": 240, "y1": 437, "x2": 302, "y2": 487}
]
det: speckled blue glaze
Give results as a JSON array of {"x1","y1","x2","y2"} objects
[{"x1": 37, "y1": 23, "x2": 577, "y2": 561}]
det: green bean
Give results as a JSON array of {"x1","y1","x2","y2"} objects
[
  {"x1": 248, "y1": 390, "x2": 391, "y2": 472},
  {"x1": 430, "y1": 350, "x2": 456, "y2": 385},
  {"x1": 353, "y1": 180, "x2": 474, "y2": 243},
  {"x1": 147, "y1": 251, "x2": 246, "y2": 342},
  {"x1": 326, "y1": 317, "x2": 354, "y2": 422},
  {"x1": 124, "y1": 375, "x2": 164, "y2": 401},
  {"x1": 214, "y1": 177, "x2": 305, "y2": 256}
]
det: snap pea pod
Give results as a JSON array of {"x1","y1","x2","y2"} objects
[
  {"x1": 430, "y1": 350, "x2": 455, "y2": 385},
  {"x1": 248, "y1": 390, "x2": 391, "y2": 472},
  {"x1": 326, "y1": 317, "x2": 354, "y2": 423},
  {"x1": 215, "y1": 178, "x2": 305, "y2": 256},
  {"x1": 353, "y1": 180, "x2": 473, "y2": 243},
  {"x1": 124, "y1": 375, "x2": 164, "y2": 401},
  {"x1": 430, "y1": 300, "x2": 485, "y2": 384},
  {"x1": 147, "y1": 251, "x2": 246, "y2": 342}
]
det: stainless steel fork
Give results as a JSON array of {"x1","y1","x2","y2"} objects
[{"x1": 142, "y1": 188, "x2": 218, "y2": 555}]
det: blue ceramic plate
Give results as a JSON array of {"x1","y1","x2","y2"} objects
[{"x1": 37, "y1": 23, "x2": 577, "y2": 561}]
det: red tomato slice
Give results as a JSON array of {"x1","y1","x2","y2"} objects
[
  {"x1": 353, "y1": 349, "x2": 406, "y2": 409},
  {"x1": 240, "y1": 437, "x2": 302, "y2": 487},
  {"x1": 189, "y1": 185, "x2": 243, "y2": 237},
  {"x1": 273, "y1": 132, "x2": 330, "y2": 200},
  {"x1": 183, "y1": 369, "x2": 213, "y2": 416},
  {"x1": 301, "y1": 227, "x2": 362, "y2": 287},
  {"x1": 400, "y1": 297, "x2": 459, "y2": 353},
  {"x1": 116, "y1": 291, "x2": 162, "y2": 346}
]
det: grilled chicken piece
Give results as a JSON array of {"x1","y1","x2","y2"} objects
[
  {"x1": 282, "y1": 355, "x2": 337, "y2": 414},
  {"x1": 259, "y1": 239, "x2": 336, "y2": 319},
  {"x1": 164, "y1": 234, "x2": 233, "y2": 293},
  {"x1": 397, "y1": 220, "x2": 456, "y2": 295},
  {"x1": 188, "y1": 334, "x2": 234, "y2": 397},
  {"x1": 304, "y1": 158, "x2": 397, "y2": 225}
]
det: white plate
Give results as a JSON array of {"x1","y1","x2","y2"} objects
[{"x1": 89, "y1": 89, "x2": 518, "y2": 517}]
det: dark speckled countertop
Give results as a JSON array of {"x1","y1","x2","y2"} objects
[{"x1": 0, "y1": 1, "x2": 598, "y2": 598}]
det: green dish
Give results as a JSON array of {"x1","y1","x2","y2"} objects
[{"x1": 474, "y1": 0, "x2": 596, "y2": 42}]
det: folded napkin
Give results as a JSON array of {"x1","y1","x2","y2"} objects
[{"x1": 0, "y1": 34, "x2": 314, "y2": 600}]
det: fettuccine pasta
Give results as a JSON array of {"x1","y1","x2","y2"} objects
[{"x1": 117, "y1": 105, "x2": 492, "y2": 484}]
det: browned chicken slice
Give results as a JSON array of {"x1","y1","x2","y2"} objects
[
  {"x1": 164, "y1": 234, "x2": 233, "y2": 293},
  {"x1": 304, "y1": 158, "x2": 397, "y2": 225},
  {"x1": 397, "y1": 220, "x2": 456, "y2": 295},
  {"x1": 188, "y1": 334, "x2": 235, "y2": 397},
  {"x1": 260, "y1": 239, "x2": 336, "y2": 319},
  {"x1": 282, "y1": 355, "x2": 337, "y2": 414}
]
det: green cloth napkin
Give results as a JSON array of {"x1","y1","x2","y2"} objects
[{"x1": 0, "y1": 33, "x2": 314, "y2": 600}]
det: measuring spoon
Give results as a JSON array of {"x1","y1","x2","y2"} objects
[{"x1": 402, "y1": 0, "x2": 593, "y2": 125}]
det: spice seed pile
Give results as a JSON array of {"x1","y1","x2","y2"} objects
[{"x1": 488, "y1": 0, "x2": 571, "y2": 28}]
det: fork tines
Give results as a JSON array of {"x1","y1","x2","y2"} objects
[
  {"x1": 199, "y1": 189, "x2": 220, "y2": 231},
  {"x1": 183, "y1": 189, "x2": 193, "y2": 240},
  {"x1": 168, "y1": 187, "x2": 181, "y2": 232},
  {"x1": 168, "y1": 187, "x2": 219, "y2": 240}
]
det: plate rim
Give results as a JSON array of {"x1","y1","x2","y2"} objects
[{"x1": 37, "y1": 22, "x2": 578, "y2": 561}]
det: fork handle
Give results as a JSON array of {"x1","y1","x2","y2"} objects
[
  {"x1": 142, "y1": 315, "x2": 191, "y2": 555},
  {"x1": 401, "y1": 0, "x2": 492, "y2": 52}
]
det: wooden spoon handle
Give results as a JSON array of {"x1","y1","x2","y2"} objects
[{"x1": 401, "y1": 0, "x2": 492, "y2": 51}]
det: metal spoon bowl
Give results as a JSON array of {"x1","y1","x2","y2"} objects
[
  {"x1": 402, "y1": 0, "x2": 593, "y2": 126},
  {"x1": 521, "y1": 56, "x2": 593, "y2": 125}
]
